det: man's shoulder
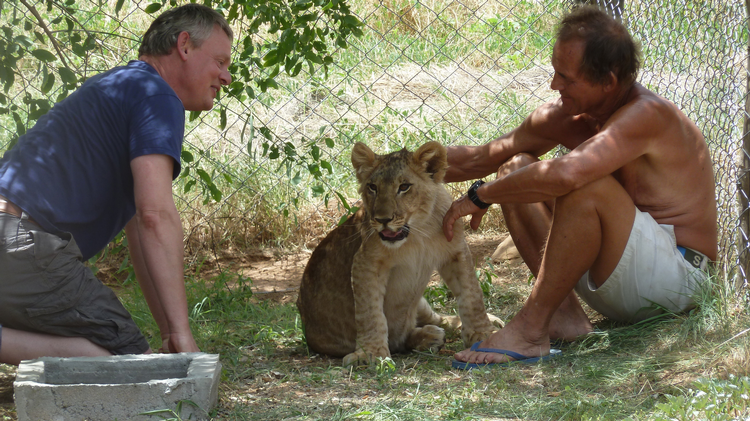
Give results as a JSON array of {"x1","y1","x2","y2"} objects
[
  {"x1": 530, "y1": 99, "x2": 596, "y2": 142},
  {"x1": 92, "y1": 61, "x2": 177, "y2": 101},
  {"x1": 625, "y1": 84, "x2": 674, "y2": 114}
]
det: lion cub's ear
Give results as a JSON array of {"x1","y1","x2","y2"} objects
[
  {"x1": 413, "y1": 141, "x2": 448, "y2": 183},
  {"x1": 351, "y1": 142, "x2": 377, "y2": 183}
]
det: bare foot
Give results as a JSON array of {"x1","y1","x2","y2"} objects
[
  {"x1": 453, "y1": 318, "x2": 550, "y2": 365},
  {"x1": 548, "y1": 293, "x2": 594, "y2": 342}
]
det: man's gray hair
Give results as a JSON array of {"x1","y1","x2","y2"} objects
[{"x1": 138, "y1": 4, "x2": 233, "y2": 57}]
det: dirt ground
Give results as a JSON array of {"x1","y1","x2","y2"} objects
[
  {"x1": 188, "y1": 230, "x2": 525, "y2": 304},
  {"x1": 0, "y1": 231, "x2": 527, "y2": 419}
]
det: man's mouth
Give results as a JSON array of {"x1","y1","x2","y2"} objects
[{"x1": 378, "y1": 226, "x2": 410, "y2": 242}]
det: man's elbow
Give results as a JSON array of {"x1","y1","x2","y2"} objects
[
  {"x1": 135, "y1": 208, "x2": 179, "y2": 230},
  {"x1": 548, "y1": 167, "x2": 587, "y2": 197}
]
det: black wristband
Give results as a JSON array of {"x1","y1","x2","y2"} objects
[{"x1": 467, "y1": 180, "x2": 491, "y2": 209}]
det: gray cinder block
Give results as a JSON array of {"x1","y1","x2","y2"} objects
[{"x1": 14, "y1": 353, "x2": 221, "y2": 421}]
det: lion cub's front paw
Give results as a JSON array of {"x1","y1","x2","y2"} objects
[
  {"x1": 461, "y1": 326, "x2": 497, "y2": 347},
  {"x1": 343, "y1": 346, "x2": 390, "y2": 367},
  {"x1": 408, "y1": 325, "x2": 446, "y2": 353},
  {"x1": 487, "y1": 314, "x2": 504, "y2": 328}
]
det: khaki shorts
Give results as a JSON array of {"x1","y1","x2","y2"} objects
[
  {"x1": 574, "y1": 208, "x2": 707, "y2": 323},
  {"x1": 0, "y1": 213, "x2": 149, "y2": 355}
]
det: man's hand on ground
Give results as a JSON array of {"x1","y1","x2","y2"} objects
[{"x1": 160, "y1": 332, "x2": 200, "y2": 353}]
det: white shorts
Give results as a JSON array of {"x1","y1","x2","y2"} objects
[{"x1": 574, "y1": 208, "x2": 707, "y2": 323}]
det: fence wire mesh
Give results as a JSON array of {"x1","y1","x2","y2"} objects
[{"x1": 0, "y1": 0, "x2": 747, "y2": 287}]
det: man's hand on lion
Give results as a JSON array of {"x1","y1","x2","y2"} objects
[{"x1": 443, "y1": 195, "x2": 489, "y2": 241}]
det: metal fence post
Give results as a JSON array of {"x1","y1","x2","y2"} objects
[{"x1": 741, "y1": 0, "x2": 750, "y2": 290}]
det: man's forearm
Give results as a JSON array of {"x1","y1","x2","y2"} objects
[
  {"x1": 130, "y1": 210, "x2": 192, "y2": 339},
  {"x1": 445, "y1": 144, "x2": 502, "y2": 183},
  {"x1": 125, "y1": 220, "x2": 170, "y2": 339}
]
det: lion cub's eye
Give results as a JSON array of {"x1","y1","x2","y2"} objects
[
  {"x1": 398, "y1": 183, "x2": 411, "y2": 193},
  {"x1": 367, "y1": 183, "x2": 377, "y2": 194}
]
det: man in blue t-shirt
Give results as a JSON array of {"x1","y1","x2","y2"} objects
[{"x1": 0, "y1": 4, "x2": 233, "y2": 364}]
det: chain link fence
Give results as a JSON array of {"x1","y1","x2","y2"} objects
[{"x1": 0, "y1": 0, "x2": 747, "y2": 286}]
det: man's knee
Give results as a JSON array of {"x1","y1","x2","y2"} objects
[
  {"x1": 497, "y1": 153, "x2": 539, "y2": 177},
  {"x1": 556, "y1": 175, "x2": 633, "y2": 212}
]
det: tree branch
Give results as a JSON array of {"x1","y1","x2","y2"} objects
[{"x1": 18, "y1": 0, "x2": 69, "y2": 68}]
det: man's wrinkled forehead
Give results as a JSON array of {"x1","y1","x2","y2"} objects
[{"x1": 552, "y1": 39, "x2": 584, "y2": 72}]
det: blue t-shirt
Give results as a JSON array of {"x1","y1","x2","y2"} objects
[{"x1": 0, "y1": 60, "x2": 185, "y2": 260}]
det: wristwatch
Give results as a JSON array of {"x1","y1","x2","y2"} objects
[{"x1": 467, "y1": 180, "x2": 491, "y2": 209}]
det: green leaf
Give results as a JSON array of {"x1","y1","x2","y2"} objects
[
  {"x1": 13, "y1": 35, "x2": 34, "y2": 48},
  {"x1": 209, "y1": 184, "x2": 222, "y2": 202},
  {"x1": 307, "y1": 163, "x2": 320, "y2": 176},
  {"x1": 12, "y1": 112, "x2": 25, "y2": 136},
  {"x1": 245, "y1": 86, "x2": 256, "y2": 99},
  {"x1": 189, "y1": 110, "x2": 201, "y2": 121},
  {"x1": 56, "y1": 89, "x2": 69, "y2": 103},
  {"x1": 228, "y1": 81, "x2": 243, "y2": 96},
  {"x1": 291, "y1": 62, "x2": 303, "y2": 77},
  {"x1": 269, "y1": 146, "x2": 280, "y2": 160},
  {"x1": 41, "y1": 72, "x2": 55, "y2": 94},
  {"x1": 196, "y1": 168, "x2": 212, "y2": 184},
  {"x1": 262, "y1": 50, "x2": 279, "y2": 67},
  {"x1": 144, "y1": 3, "x2": 162, "y2": 13},
  {"x1": 259, "y1": 127, "x2": 272, "y2": 140},
  {"x1": 325, "y1": 137, "x2": 334, "y2": 148},
  {"x1": 291, "y1": 171, "x2": 302, "y2": 185},
  {"x1": 294, "y1": 13, "x2": 318, "y2": 25},
  {"x1": 58, "y1": 67, "x2": 77, "y2": 85},
  {"x1": 335, "y1": 191, "x2": 350, "y2": 210},
  {"x1": 115, "y1": 0, "x2": 126, "y2": 15},
  {"x1": 219, "y1": 108, "x2": 227, "y2": 130},
  {"x1": 284, "y1": 142, "x2": 296, "y2": 157},
  {"x1": 265, "y1": 78, "x2": 279, "y2": 90},
  {"x1": 31, "y1": 49, "x2": 57, "y2": 62},
  {"x1": 321, "y1": 160, "x2": 332, "y2": 174},
  {"x1": 311, "y1": 185, "x2": 325, "y2": 196},
  {"x1": 83, "y1": 35, "x2": 97, "y2": 51},
  {"x1": 181, "y1": 150, "x2": 194, "y2": 163}
]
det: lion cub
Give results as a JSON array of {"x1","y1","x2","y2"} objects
[{"x1": 296, "y1": 141, "x2": 498, "y2": 366}]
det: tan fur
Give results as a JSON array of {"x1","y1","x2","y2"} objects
[{"x1": 296, "y1": 141, "x2": 500, "y2": 366}]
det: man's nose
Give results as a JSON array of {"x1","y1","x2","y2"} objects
[
  {"x1": 550, "y1": 72, "x2": 562, "y2": 91},
  {"x1": 220, "y1": 70, "x2": 232, "y2": 85}
]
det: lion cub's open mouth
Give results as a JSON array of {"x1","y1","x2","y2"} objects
[{"x1": 378, "y1": 225, "x2": 410, "y2": 242}]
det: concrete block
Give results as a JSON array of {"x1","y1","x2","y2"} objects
[{"x1": 14, "y1": 352, "x2": 221, "y2": 421}]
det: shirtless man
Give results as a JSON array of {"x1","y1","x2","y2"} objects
[{"x1": 442, "y1": 6, "x2": 717, "y2": 368}]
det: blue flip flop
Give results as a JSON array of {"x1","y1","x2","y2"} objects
[{"x1": 452, "y1": 341, "x2": 562, "y2": 370}]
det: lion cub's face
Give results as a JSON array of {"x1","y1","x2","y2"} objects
[{"x1": 351, "y1": 141, "x2": 448, "y2": 248}]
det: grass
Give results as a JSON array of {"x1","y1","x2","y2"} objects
[
  {"x1": 0, "y1": 0, "x2": 744, "y2": 259},
  {"x1": 99, "y1": 255, "x2": 750, "y2": 420}
]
